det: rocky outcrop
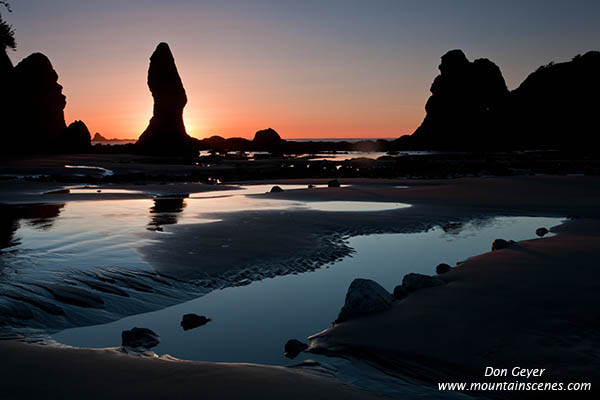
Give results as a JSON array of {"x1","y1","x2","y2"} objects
[
  {"x1": 136, "y1": 42, "x2": 196, "y2": 155},
  {"x1": 507, "y1": 51, "x2": 600, "y2": 149},
  {"x1": 396, "y1": 49, "x2": 600, "y2": 151},
  {"x1": 122, "y1": 327, "x2": 160, "y2": 348},
  {"x1": 4, "y1": 53, "x2": 67, "y2": 152},
  {"x1": 59, "y1": 120, "x2": 91, "y2": 153},
  {"x1": 409, "y1": 49, "x2": 509, "y2": 150},
  {"x1": 335, "y1": 278, "x2": 394, "y2": 324},
  {"x1": 252, "y1": 128, "x2": 283, "y2": 150}
]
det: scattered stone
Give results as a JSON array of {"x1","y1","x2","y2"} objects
[
  {"x1": 270, "y1": 186, "x2": 284, "y2": 193},
  {"x1": 491, "y1": 238, "x2": 512, "y2": 251},
  {"x1": 327, "y1": 179, "x2": 340, "y2": 188},
  {"x1": 180, "y1": 313, "x2": 211, "y2": 331},
  {"x1": 392, "y1": 284, "x2": 408, "y2": 300},
  {"x1": 121, "y1": 327, "x2": 160, "y2": 348},
  {"x1": 436, "y1": 263, "x2": 453, "y2": 274},
  {"x1": 284, "y1": 339, "x2": 309, "y2": 359},
  {"x1": 335, "y1": 278, "x2": 394, "y2": 324},
  {"x1": 536, "y1": 227, "x2": 549, "y2": 237},
  {"x1": 402, "y1": 273, "x2": 445, "y2": 292}
]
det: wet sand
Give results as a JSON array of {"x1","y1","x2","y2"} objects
[{"x1": 0, "y1": 341, "x2": 386, "y2": 400}]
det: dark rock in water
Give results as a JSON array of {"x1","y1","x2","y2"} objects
[
  {"x1": 4, "y1": 53, "x2": 67, "y2": 153},
  {"x1": 308, "y1": 184, "x2": 315, "y2": 189},
  {"x1": 270, "y1": 186, "x2": 284, "y2": 193},
  {"x1": 536, "y1": 227, "x2": 549, "y2": 237},
  {"x1": 491, "y1": 238, "x2": 512, "y2": 251},
  {"x1": 327, "y1": 179, "x2": 340, "y2": 188},
  {"x1": 252, "y1": 128, "x2": 282, "y2": 150},
  {"x1": 180, "y1": 313, "x2": 211, "y2": 331},
  {"x1": 136, "y1": 42, "x2": 196, "y2": 155},
  {"x1": 59, "y1": 120, "x2": 92, "y2": 153},
  {"x1": 436, "y1": 263, "x2": 453, "y2": 275},
  {"x1": 335, "y1": 278, "x2": 394, "y2": 324},
  {"x1": 121, "y1": 327, "x2": 160, "y2": 348},
  {"x1": 402, "y1": 273, "x2": 445, "y2": 292},
  {"x1": 284, "y1": 339, "x2": 308, "y2": 359},
  {"x1": 392, "y1": 284, "x2": 408, "y2": 300}
]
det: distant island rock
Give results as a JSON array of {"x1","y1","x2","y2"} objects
[
  {"x1": 136, "y1": 42, "x2": 197, "y2": 155},
  {"x1": 92, "y1": 132, "x2": 107, "y2": 141},
  {"x1": 253, "y1": 127, "x2": 283, "y2": 150}
]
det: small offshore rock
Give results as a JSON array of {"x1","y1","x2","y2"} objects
[
  {"x1": 284, "y1": 339, "x2": 309, "y2": 359},
  {"x1": 402, "y1": 273, "x2": 445, "y2": 292},
  {"x1": 270, "y1": 186, "x2": 284, "y2": 193},
  {"x1": 121, "y1": 327, "x2": 160, "y2": 348},
  {"x1": 327, "y1": 179, "x2": 340, "y2": 188},
  {"x1": 492, "y1": 238, "x2": 511, "y2": 251},
  {"x1": 536, "y1": 227, "x2": 549, "y2": 237},
  {"x1": 180, "y1": 313, "x2": 211, "y2": 331},
  {"x1": 335, "y1": 278, "x2": 394, "y2": 324},
  {"x1": 436, "y1": 263, "x2": 453, "y2": 275},
  {"x1": 392, "y1": 284, "x2": 408, "y2": 300}
]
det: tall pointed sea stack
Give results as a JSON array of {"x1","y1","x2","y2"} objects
[{"x1": 137, "y1": 42, "x2": 195, "y2": 155}]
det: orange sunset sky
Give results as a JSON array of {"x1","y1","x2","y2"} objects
[{"x1": 6, "y1": 1, "x2": 600, "y2": 140}]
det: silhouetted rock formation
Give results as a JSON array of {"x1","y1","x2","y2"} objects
[
  {"x1": 4, "y1": 53, "x2": 67, "y2": 152},
  {"x1": 407, "y1": 49, "x2": 508, "y2": 150},
  {"x1": 59, "y1": 120, "x2": 91, "y2": 153},
  {"x1": 136, "y1": 42, "x2": 196, "y2": 155},
  {"x1": 92, "y1": 132, "x2": 107, "y2": 141},
  {"x1": 506, "y1": 51, "x2": 600, "y2": 149},
  {"x1": 252, "y1": 128, "x2": 283, "y2": 150},
  {"x1": 396, "y1": 49, "x2": 600, "y2": 151}
]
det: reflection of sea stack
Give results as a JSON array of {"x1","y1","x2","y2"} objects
[{"x1": 137, "y1": 42, "x2": 195, "y2": 155}]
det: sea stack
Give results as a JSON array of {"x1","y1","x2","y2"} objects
[
  {"x1": 405, "y1": 49, "x2": 508, "y2": 150},
  {"x1": 137, "y1": 42, "x2": 195, "y2": 155},
  {"x1": 6, "y1": 53, "x2": 67, "y2": 152}
]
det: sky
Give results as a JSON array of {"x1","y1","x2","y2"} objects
[{"x1": 4, "y1": 0, "x2": 600, "y2": 140}]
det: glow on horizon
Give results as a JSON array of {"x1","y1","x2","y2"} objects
[{"x1": 6, "y1": 0, "x2": 600, "y2": 140}]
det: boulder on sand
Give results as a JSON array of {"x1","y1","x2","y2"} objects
[
  {"x1": 436, "y1": 263, "x2": 453, "y2": 275},
  {"x1": 491, "y1": 238, "x2": 516, "y2": 251},
  {"x1": 402, "y1": 273, "x2": 445, "y2": 292},
  {"x1": 335, "y1": 279, "x2": 394, "y2": 324},
  {"x1": 284, "y1": 339, "x2": 309, "y2": 359},
  {"x1": 121, "y1": 327, "x2": 160, "y2": 348},
  {"x1": 270, "y1": 186, "x2": 284, "y2": 193},
  {"x1": 536, "y1": 227, "x2": 549, "y2": 237},
  {"x1": 327, "y1": 179, "x2": 340, "y2": 188}
]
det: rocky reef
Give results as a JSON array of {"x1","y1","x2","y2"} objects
[{"x1": 136, "y1": 42, "x2": 197, "y2": 155}]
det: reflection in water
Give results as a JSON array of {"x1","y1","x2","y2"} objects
[
  {"x1": 148, "y1": 196, "x2": 188, "y2": 231},
  {"x1": 0, "y1": 204, "x2": 65, "y2": 249}
]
